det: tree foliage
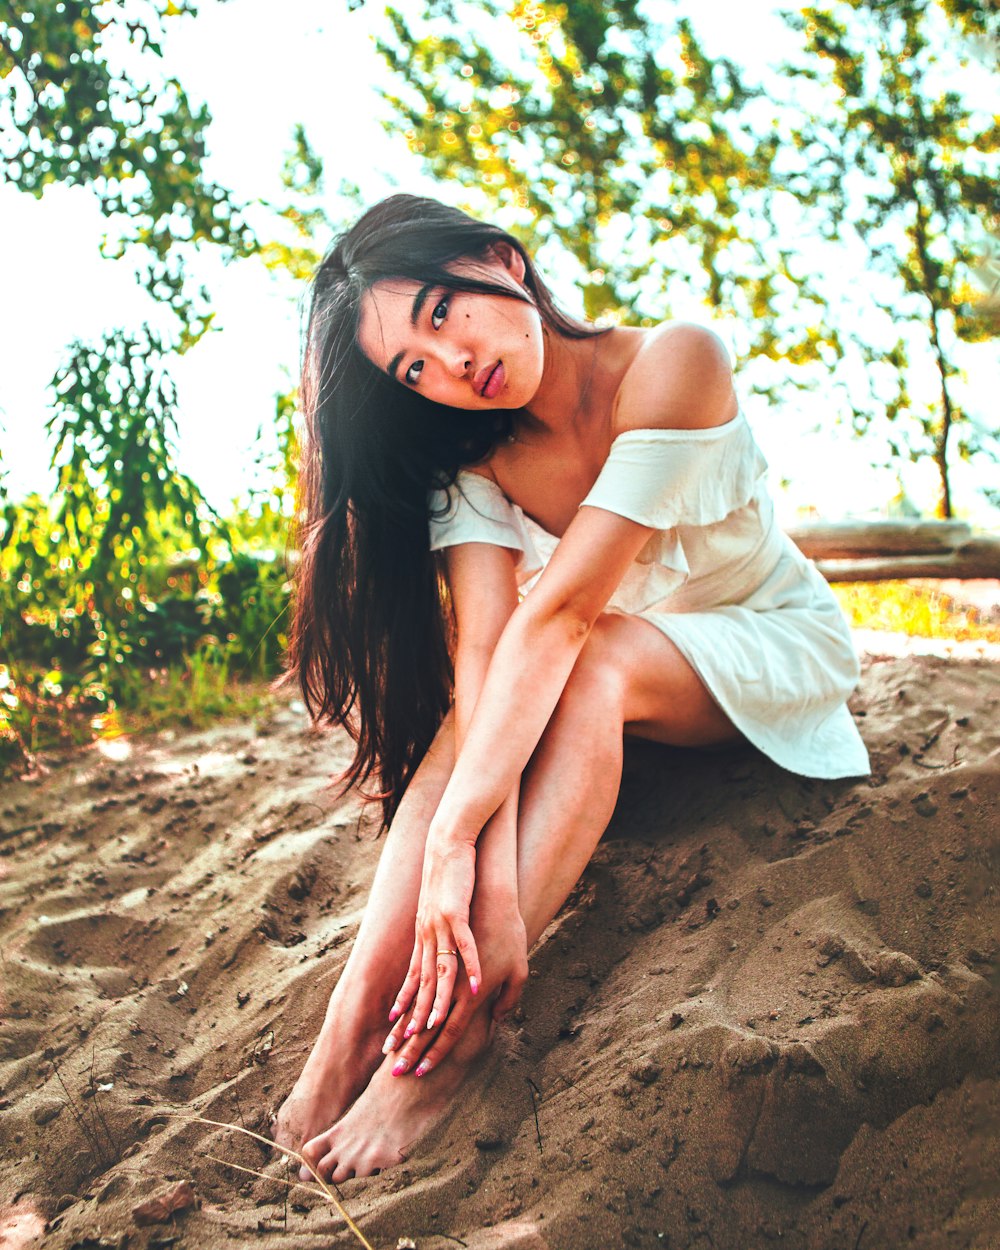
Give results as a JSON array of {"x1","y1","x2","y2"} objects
[
  {"x1": 0, "y1": 1, "x2": 253, "y2": 261},
  {"x1": 376, "y1": 0, "x2": 999, "y2": 514},
  {"x1": 47, "y1": 330, "x2": 217, "y2": 587},
  {"x1": 0, "y1": 1, "x2": 287, "y2": 769},
  {"x1": 377, "y1": 0, "x2": 837, "y2": 377},
  {"x1": 784, "y1": 0, "x2": 1000, "y2": 517}
]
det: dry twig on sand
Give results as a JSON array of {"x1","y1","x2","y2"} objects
[{"x1": 174, "y1": 1115, "x2": 377, "y2": 1250}]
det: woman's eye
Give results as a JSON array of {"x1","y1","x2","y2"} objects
[
  {"x1": 431, "y1": 296, "x2": 450, "y2": 329},
  {"x1": 403, "y1": 297, "x2": 447, "y2": 385}
]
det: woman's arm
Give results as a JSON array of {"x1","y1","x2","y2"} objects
[{"x1": 430, "y1": 505, "x2": 656, "y2": 842}]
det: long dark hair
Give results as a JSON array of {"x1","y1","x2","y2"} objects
[{"x1": 286, "y1": 194, "x2": 601, "y2": 828}]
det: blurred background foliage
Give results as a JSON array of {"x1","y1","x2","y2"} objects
[
  {"x1": 0, "y1": 0, "x2": 997, "y2": 771},
  {"x1": 377, "y1": 0, "x2": 998, "y2": 507}
]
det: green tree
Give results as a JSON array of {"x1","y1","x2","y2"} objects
[
  {"x1": 0, "y1": 0, "x2": 255, "y2": 324},
  {"x1": 46, "y1": 330, "x2": 217, "y2": 590},
  {"x1": 785, "y1": 0, "x2": 999, "y2": 517},
  {"x1": 259, "y1": 124, "x2": 336, "y2": 281},
  {"x1": 0, "y1": 1, "x2": 279, "y2": 766},
  {"x1": 377, "y1": 0, "x2": 999, "y2": 515},
  {"x1": 376, "y1": 0, "x2": 838, "y2": 382}
]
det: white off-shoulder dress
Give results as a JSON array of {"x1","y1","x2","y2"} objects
[{"x1": 428, "y1": 411, "x2": 869, "y2": 779}]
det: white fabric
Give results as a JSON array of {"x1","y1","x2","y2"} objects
[
  {"x1": 428, "y1": 412, "x2": 869, "y2": 779},
  {"x1": 429, "y1": 471, "x2": 543, "y2": 583},
  {"x1": 581, "y1": 416, "x2": 767, "y2": 529}
]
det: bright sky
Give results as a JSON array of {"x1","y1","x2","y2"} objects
[{"x1": 0, "y1": 0, "x2": 996, "y2": 525}]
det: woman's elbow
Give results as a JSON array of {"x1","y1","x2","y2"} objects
[{"x1": 515, "y1": 594, "x2": 595, "y2": 648}]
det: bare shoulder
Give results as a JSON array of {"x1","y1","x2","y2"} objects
[{"x1": 612, "y1": 322, "x2": 737, "y2": 434}]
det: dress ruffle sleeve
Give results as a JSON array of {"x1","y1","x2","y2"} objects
[
  {"x1": 429, "y1": 470, "x2": 543, "y2": 584},
  {"x1": 581, "y1": 413, "x2": 767, "y2": 530},
  {"x1": 579, "y1": 413, "x2": 769, "y2": 613}
]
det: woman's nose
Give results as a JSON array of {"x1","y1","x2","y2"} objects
[
  {"x1": 428, "y1": 333, "x2": 472, "y2": 378},
  {"x1": 442, "y1": 347, "x2": 472, "y2": 378}
]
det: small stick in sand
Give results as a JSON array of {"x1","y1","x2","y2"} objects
[
  {"x1": 174, "y1": 1114, "x2": 377, "y2": 1250},
  {"x1": 526, "y1": 1078, "x2": 544, "y2": 1154},
  {"x1": 86, "y1": 1046, "x2": 121, "y2": 1161}
]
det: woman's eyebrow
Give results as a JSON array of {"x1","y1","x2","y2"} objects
[
  {"x1": 410, "y1": 282, "x2": 435, "y2": 326},
  {"x1": 386, "y1": 282, "x2": 436, "y2": 382}
]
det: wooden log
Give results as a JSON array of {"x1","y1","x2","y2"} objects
[
  {"x1": 161, "y1": 524, "x2": 999, "y2": 583},
  {"x1": 786, "y1": 519, "x2": 972, "y2": 560},
  {"x1": 812, "y1": 539, "x2": 1000, "y2": 582}
]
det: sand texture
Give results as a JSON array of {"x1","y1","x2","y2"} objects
[{"x1": 1, "y1": 652, "x2": 998, "y2": 1249}]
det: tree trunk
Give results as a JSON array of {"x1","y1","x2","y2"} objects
[
  {"x1": 911, "y1": 191, "x2": 956, "y2": 519},
  {"x1": 927, "y1": 304, "x2": 956, "y2": 520}
]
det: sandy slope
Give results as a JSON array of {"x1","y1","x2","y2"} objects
[{"x1": 0, "y1": 650, "x2": 997, "y2": 1250}]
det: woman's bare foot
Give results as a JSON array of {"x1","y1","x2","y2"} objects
[
  {"x1": 298, "y1": 1014, "x2": 491, "y2": 1182},
  {"x1": 272, "y1": 1017, "x2": 385, "y2": 1152}
]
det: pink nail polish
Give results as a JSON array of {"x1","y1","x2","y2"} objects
[
  {"x1": 470, "y1": 977, "x2": 479, "y2": 995},
  {"x1": 415, "y1": 1061, "x2": 429, "y2": 1077},
  {"x1": 388, "y1": 1006, "x2": 401, "y2": 1023},
  {"x1": 403, "y1": 1025, "x2": 414, "y2": 1039},
  {"x1": 392, "y1": 1059, "x2": 409, "y2": 1077}
]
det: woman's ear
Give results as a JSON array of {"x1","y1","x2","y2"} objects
[{"x1": 488, "y1": 241, "x2": 527, "y2": 284}]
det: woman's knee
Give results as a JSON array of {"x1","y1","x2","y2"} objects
[{"x1": 563, "y1": 615, "x2": 736, "y2": 745}]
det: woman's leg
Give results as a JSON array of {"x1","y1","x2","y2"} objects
[
  {"x1": 272, "y1": 712, "x2": 457, "y2": 1149},
  {"x1": 298, "y1": 613, "x2": 736, "y2": 1180}
]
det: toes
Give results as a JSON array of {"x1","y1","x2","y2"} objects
[
  {"x1": 315, "y1": 1147, "x2": 340, "y2": 1181},
  {"x1": 314, "y1": 1148, "x2": 376, "y2": 1185},
  {"x1": 300, "y1": 1154, "x2": 329, "y2": 1183},
  {"x1": 298, "y1": 1129, "x2": 335, "y2": 1180}
]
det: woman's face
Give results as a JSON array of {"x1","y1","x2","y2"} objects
[{"x1": 356, "y1": 245, "x2": 545, "y2": 410}]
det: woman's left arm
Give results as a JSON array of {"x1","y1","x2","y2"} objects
[{"x1": 425, "y1": 503, "x2": 655, "y2": 845}]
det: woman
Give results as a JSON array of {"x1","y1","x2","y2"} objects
[{"x1": 272, "y1": 193, "x2": 869, "y2": 1181}]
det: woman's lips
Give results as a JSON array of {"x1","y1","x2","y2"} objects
[{"x1": 477, "y1": 361, "x2": 504, "y2": 399}]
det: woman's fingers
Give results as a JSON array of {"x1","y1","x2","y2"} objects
[
  {"x1": 401, "y1": 936, "x2": 438, "y2": 1041},
  {"x1": 412, "y1": 996, "x2": 476, "y2": 1076},
  {"x1": 414, "y1": 917, "x2": 479, "y2": 1043},
  {"x1": 425, "y1": 934, "x2": 460, "y2": 1033},
  {"x1": 388, "y1": 940, "x2": 423, "y2": 1026},
  {"x1": 381, "y1": 1016, "x2": 406, "y2": 1057},
  {"x1": 452, "y1": 919, "x2": 482, "y2": 998}
]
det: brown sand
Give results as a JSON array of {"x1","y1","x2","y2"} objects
[{"x1": 1, "y1": 650, "x2": 998, "y2": 1249}]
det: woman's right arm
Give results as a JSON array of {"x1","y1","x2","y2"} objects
[
  {"x1": 449, "y1": 542, "x2": 520, "y2": 758},
  {"x1": 384, "y1": 541, "x2": 528, "y2": 1062}
]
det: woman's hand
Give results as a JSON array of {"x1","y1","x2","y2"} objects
[
  {"x1": 383, "y1": 896, "x2": 528, "y2": 1077},
  {"x1": 386, "y1": 834, "x2": 482, "y2": 1047}
]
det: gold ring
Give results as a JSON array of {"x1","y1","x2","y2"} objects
[{"x1": 437, "y1": 949, "x2": 458, "y2": 956}]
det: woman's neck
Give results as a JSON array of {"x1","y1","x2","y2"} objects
[{"x1": 522, "y1": 329, "x2": 604, "y2": 438}]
